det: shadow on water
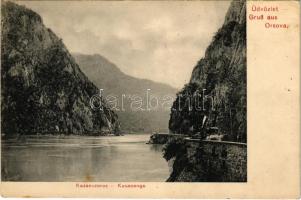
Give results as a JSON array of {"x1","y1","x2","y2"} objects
[{"x1": 149, "y1": 144, "x2": 164, "y2": 152}]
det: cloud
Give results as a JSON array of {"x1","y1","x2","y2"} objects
[{"x1": 17, "y1": 1, "x2": 230, "y2": 88}]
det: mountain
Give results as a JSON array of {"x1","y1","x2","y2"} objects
[
  {"x1": 1, "y1": 2, "x2": 120, "y2": 136},
  {"x1": 169, "y1": 0, "x2": 246, "y2": 142},
  {"x1": 73, "y1": 53, "x2": 178, "y2": 133}
]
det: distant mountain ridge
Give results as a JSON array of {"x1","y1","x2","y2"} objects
[
  {"x1": 74, "y1": 53, "x2": 178, "y2": 133},
  {"x1": 1, "y1": 2, "x2": 120, "y2": 136},
  {"x1": 73, "y1": 53, "x2": 177, "y2": 96}
]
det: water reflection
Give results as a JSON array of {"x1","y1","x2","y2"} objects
[
  {"x1": 149, "y1": 144, "x2": 165, "y2": 152},
  {"x1": 2, "y1": 134, "x2": 169, "y2": 182}
]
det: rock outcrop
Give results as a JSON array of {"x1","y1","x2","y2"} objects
[
  {"x1": 169, "y1": 0, "x2": 246, "y2": 143},
  {"x1": 147, "y1": 133, "x2": 185, "y2": 144},
  {"x1": 1, "y1": 2, "x2": 120, "y2": 136},
  {"x1": 165, "y1": 0, "x2": 246, "y2": 182},
  {"x1": 163, "y1": 138, "x2": 247, "y2": 182}
]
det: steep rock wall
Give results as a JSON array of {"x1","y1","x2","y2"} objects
[
  {"x1": 1, "y1": 2, "x2": 120, "y2": 135},
  {"x1": 169, "y1": 0, "x2": 246, "y2": 142},
  {"x1": 166, "y1": 139, "x2": 247, "y2": 182}
]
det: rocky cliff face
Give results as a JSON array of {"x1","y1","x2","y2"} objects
[
  {"x1": 74, "y1": 53, "x2": 177, "y2": 133},
  {"x1": 163, "y1": 138, "x2": 247, "y2": 182},
  {"x1": 169, "y1": 0, "x2": 246, "y2": 142},
  {"x1": 1, "y1": 2, "x2": 120, "y2": 136}
]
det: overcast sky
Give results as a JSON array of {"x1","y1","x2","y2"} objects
[{"x1": 18, "y1": 1, "x2": 230, "y2": 88}]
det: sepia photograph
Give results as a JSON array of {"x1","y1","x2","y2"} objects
[{"x1": 1, "y1": 0, "x2": 247, "y2": 183}]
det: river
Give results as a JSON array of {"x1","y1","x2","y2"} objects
[{"x1": 1, "y1": 134, "x2": 170, "y2": 182}]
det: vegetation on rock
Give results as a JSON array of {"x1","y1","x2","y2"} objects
[
  {"x1": 169, "y1": 0, "x2": 246, "y2": 143},
  {"x1": 1, "y1": 2, "x2": 120, "y2": 136}
]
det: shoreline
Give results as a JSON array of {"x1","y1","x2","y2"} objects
[{"x1": 1, "y1": 132, "x2": 157, "y2": 140}]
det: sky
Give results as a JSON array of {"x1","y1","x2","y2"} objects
[{"x1": 18, "y1": 1, "x2": 230, "y2": 88}]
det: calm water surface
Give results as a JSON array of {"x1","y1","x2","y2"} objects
[{"x1": 1, "y1": 134, "x2": 170, "y2": 182}]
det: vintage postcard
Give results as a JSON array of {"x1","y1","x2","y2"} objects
[{"x1": 0, "y1": 0, "x2": 300, "y2": 198}]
